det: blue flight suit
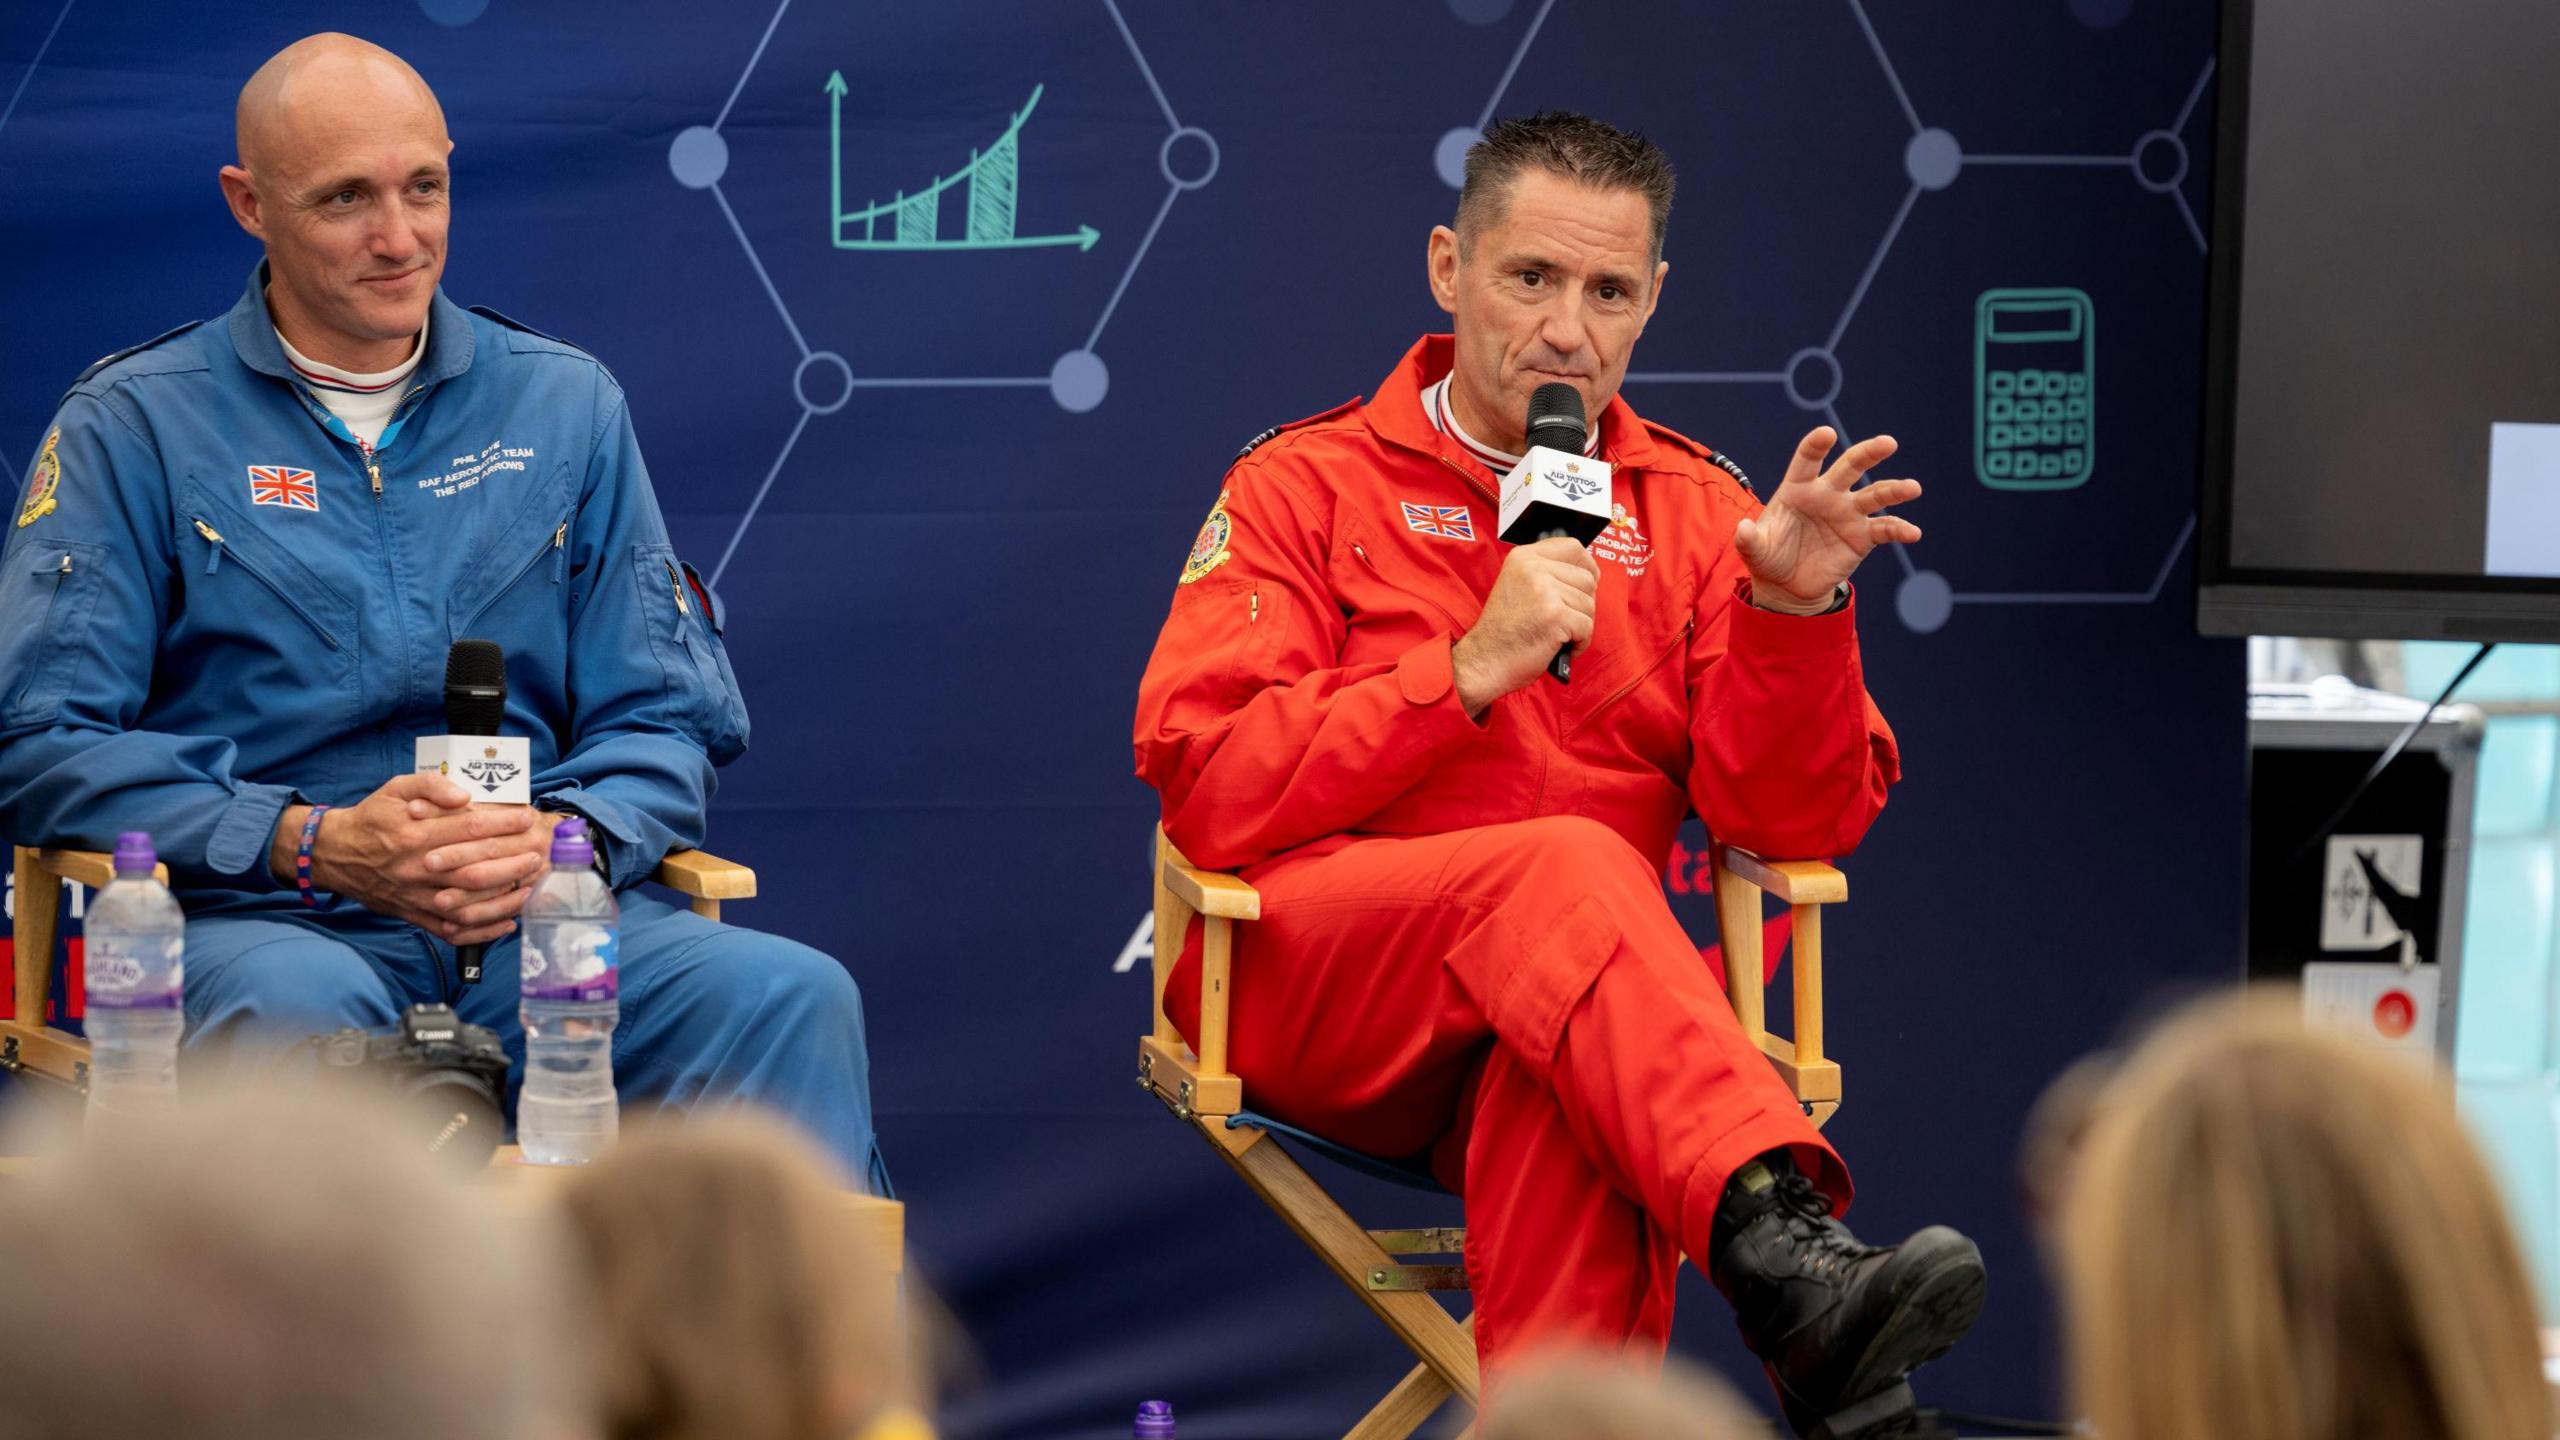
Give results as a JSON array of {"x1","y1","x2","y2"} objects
[{"x1": 0, "y1": 266, "x2": 885, "y2": 1192}]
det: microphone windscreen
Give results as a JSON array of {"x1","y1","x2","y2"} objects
[
  {"x1": 444, "y1": 638, "x2": 506, "y2": 737},
  {"x1": 1525, "y1": 382, "x2": 1587, "y2": 454}
]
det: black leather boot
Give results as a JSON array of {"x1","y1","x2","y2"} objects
[{"x1": 1707, "y1": 1157, "x2": 1985, "y2": 1437}]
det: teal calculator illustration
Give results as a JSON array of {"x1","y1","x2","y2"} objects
[{"x1": 1974, "y1": 288, "x2": 2095, "y2": 491}]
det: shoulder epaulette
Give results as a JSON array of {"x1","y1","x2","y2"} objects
[
  {"x1": 466, "y1": 305, "x2": 595, "y2": 360},
  {"x1": 1234, "y1": 397, "x2": 1363, "y2": 461},
  {"x1": 1640, "y1": 417, "x2": 1754, "y2": 495},
  {"x1": 71, "y1": 320, "x2": 207, "y2": 390}
]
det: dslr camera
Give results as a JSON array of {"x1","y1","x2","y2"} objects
[{"x1": 315, "y1": 1003, "x2": 510, "y2": 1170}]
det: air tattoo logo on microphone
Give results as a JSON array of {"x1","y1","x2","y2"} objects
[
  {"x1": 1552, "y1": 458, "x2": 1602, "y2": 502},
  {"x1": 460, "y1": 744, "x2": 523, "y2": 795}
]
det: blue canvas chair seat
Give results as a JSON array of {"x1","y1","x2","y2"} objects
[{"x1": 1227, "y1": 1111, "x2": 1450, "y2": 1194}]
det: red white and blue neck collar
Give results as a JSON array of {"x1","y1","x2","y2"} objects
[
  {"x1": 275, "y1": 311, "x2": 428, "y2": 396},
  {"x1": 1422, "y1": 375, "x2": 1601, "y2": 474}
]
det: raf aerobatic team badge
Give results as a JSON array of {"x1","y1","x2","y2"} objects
[
  {"x1": 15, "y1": 428, "x2": 60, "y2": 529},
  {"x1": 1180, "y1": 490, "x2": 1234, "y2": 584}
]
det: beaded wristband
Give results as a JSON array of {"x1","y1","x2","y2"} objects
[{"x1": 297, "y1": 803, "x2": 332, "y2": 909}]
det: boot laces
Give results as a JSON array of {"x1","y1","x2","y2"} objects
[{"x1": 1770, "y1": 1171, "x2": 1880, "y2": 1280}]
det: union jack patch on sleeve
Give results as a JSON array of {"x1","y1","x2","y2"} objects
[
  {"x1": 247, "y1": 465, "x2": 319, "y2": 512},
  {"x1": 1400, "y1": 502, "x2": 1475, "y2": 542}
]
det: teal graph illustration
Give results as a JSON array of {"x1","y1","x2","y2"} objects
[
  {"x1": 827, "y1": 77, "x2": 1100, "y2": 253},
  {"x1": 1975, "y1": 288, "x2": 2096, "y2": 491}
]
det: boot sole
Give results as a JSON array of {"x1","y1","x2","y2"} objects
[{"x1": 1835, "y1": 1226, "x2": 1986, "y2": 1401}]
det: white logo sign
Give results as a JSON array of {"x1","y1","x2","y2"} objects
[{"x1": 2321, "y1": 834, "x2": 2424, "y2": 955}]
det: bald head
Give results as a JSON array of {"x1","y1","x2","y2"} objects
[
  {"x1": 235, "y1": 33, "x2": 446, "y2": 176},
  {"x1": 219, "y1": 34, "x2": 453, "y2": 372}
]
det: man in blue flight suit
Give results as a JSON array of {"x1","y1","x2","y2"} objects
[{"x1": 0, "y1": 34, "x2": 885, "y2": 1189}]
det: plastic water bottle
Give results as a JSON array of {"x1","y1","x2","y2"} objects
[
  {"x1": 84, "y1": 832, "x2": 184, "y2": 1119},
  {"x1": 1133, "y1": 1401, "x2": 1174, "y2": 1438},
  {"x1": 518, "y1": 817, "x2": 618, "y2": 1164}
]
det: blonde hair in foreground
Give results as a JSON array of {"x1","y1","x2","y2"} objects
[
  {"x1": 0, "y1": 1082, "x2": 580, "y2": 1440},
  {"x1": 2061, "y1": 989, "x2": 2550, "y2": 1440},
  {"x1": 1481, "y1": 1351, "x2": 1767, "y2": 1440},
  {"x1": 556, "y1": 1111, "x2": 912, "y2": 1440}
]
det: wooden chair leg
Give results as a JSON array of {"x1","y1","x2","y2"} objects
[
  {"x1": 1204, "y1": 1119, "x2": 1481, "y2": 1405},
  {"x1": 1347, "y1": 1314, "x2": 1475, "y2": 1440},
  {"x1": 12, "y1": 846, "x2": 59, "y2": 1027}
]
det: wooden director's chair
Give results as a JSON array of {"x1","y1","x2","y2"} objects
[
  {"x1": 4, "y1": 843, "x2": 756, "y2": 1091},
  {"x1": 1139, "y1": 827, "x2": 1846, "y2": 1440}
]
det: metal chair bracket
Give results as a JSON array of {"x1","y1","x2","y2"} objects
[
  {"x1": 1365, "y1": 1262, "x2": 1468, "y2": 1292},
  {"x1": 1369, "y1": 1226, "x2": 1465, "y2": 1256}
]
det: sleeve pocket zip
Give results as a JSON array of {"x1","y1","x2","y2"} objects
[{"x1": 190, "y1": 517, "x2": 342, "y2": 651}]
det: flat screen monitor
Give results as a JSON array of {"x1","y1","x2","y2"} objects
[{"x1": 2198, "y1": 0, "x2": 2560, "y2": 640}]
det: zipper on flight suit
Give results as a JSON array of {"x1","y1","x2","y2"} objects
[
  {"x1": 1350, "y1": 541, "x2": 1467, "y2": 637},
  {"x1": 189, "y1": 518, "x2": 344, "y2": 650},
  {"x1": 459, "y1": 515, "x2": 573, "y2": 635},
  {"x1": 1565, "y1": 615, "x2": 1693, "y2": 738}
]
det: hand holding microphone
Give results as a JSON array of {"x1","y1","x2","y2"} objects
[
  {"x1": 308, "y1": 776, "x2": 545, "y2": 947},
  {"x1": 1455, "y1": 383, "x2": 1615, "y2": 716},
  {"x1": 1453, "y1": 538, "x2": 1601, "y2": 718}
]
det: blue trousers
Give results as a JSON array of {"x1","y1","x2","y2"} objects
[{"x1": 171, "y1": 893, "x2": 888, "y2": 1193}]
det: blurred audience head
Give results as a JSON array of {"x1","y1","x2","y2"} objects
[
  {"x1": 554, "y1": 1111, "x2": 915, "y2": 1440},
  {"x1": 1481, "y1": 1350, "x2": 1763, "y2": 1440},
  {"x1": 2057, "y1": 988, "x2": 2550, "y2": 1440},
  {"x1": 0, "y1": 1082, "x2": 581, "y2": 1440}
]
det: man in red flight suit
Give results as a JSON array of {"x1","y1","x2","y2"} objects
[{"x1": 1132, "y1": 112, "x2": 1984, "y2": 1431}]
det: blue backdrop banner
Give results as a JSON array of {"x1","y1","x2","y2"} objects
[{"x1": 0, "y1": 2, "x2": 2241, "y2": 1435}]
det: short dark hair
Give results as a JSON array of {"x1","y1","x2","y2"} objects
[{"x1": 1455, "y1": 111, "x2": 1676, "y2": 263}]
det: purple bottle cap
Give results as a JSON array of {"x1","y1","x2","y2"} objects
[
  {"x1": 548, "y1": 816, "x2": 595, "y2": 868},
  {"x1": 1133, "y1": 1401, "x2": 1175, "y2": 1438},
  {"x1": 112, "y1": 832, "x2": 156, "y2": 877}
]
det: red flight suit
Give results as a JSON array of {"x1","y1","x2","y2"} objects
[{"x1": 1131, "y1": 335, "x2": 1899, "y2": 1377}]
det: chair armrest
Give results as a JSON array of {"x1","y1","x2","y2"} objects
[
  {"x1": 1716, "y1": 849, "x2": 1844, "y2": 904},
  {"x1": 1163, "y1": 861, "x2": 1259, "y2": 920},
  {"x1": 26, "y1": 848, "x2": 170, "y2": 888},
  {"x1": 650, "y1": 848, "x2": 756, "y2": 901}
]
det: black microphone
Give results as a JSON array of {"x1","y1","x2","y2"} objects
[
  {"x1": 1525, "y1": 381, "x2": 1586, "y2": 461},
  {"x1": 443, "y1": 639, "x2": 505, "y2": 985},
  {"x1": 1496, "y1": 383, "x2": 1614, "y2": 684}
]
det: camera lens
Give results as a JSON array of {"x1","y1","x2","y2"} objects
[{"x1": 387, "y1": 1067, "x2": 505, "y2": 1172}]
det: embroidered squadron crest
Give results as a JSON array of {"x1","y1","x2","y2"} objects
[
  {"x1": 1179, "y1": 491, "x2": 1234, "y2": 584},
  {"x1": 15, "y1": 428, "x2": 61, "y2": 529},
  {"x1": 1592, "y1": 502, "x2": 1653, "y2": 576}
]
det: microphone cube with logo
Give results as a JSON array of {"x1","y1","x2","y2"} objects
[
  {"x1": 416, "y1": 735, "x2": 532, "y2": 804},
  {"x1": 1498, "y1": 448, "x2": 1614, "y2": 547},
  {"x1": 419, "y1": 637, "x2": 532, "y2": 804},
  {"x1": 1498, "y1": 382, "x2": 1613, "y2": 548}
]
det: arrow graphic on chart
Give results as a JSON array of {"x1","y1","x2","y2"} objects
[{"x1": 826, "y1": 74, "x2": 1101, "y2": 253}]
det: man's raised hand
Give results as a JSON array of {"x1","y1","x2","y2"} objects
[{"x1": 1732, "y1": 427, "x2": 1925, "y2": 611}]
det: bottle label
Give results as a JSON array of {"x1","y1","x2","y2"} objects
[
  {"x1": 521, "y1": 928, "x2": 618, "y2": 1002},
  {"x1": 85, "y1": 942, "x2": 181, "y2": 1010}
]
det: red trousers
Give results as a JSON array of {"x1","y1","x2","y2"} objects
[{"x1": 1167, "y1": 816, "x2": 1849, "y2": 1379}]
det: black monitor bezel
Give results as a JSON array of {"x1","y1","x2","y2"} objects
[{"x1": 2195, "y1": 0, "x2": 2560, "y2": 642}]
